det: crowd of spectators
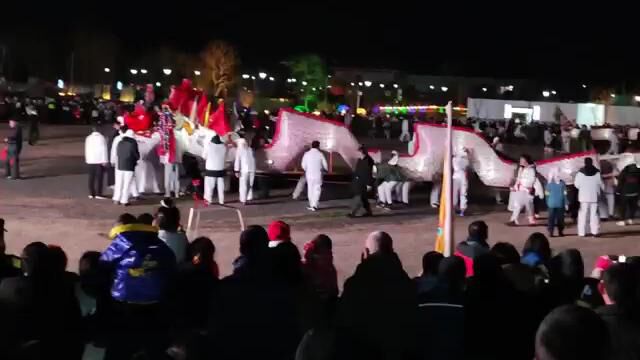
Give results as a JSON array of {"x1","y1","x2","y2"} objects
[{"x1": 1, "y1": 211, "x2": 639, "y2": 360}]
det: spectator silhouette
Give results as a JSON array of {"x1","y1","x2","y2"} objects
[
  {"x1": 336, "y1": 231, "x2": 417, "y2": 360},
  {"x1": 536, "y1": 305, "x2": 609, "y2": 360},
  {"x1": 210, "y1": 225, "x2": 302, "y2": 360},
  {"x1": 455, "y1": 220, "x2": 490, "y2": 277},
  {"x1": 0, "y1": 242, "x2": 83, "y2": 359},
  {"x1": 596, "y1": 263, "x2": 640, "y2": 359},
  {"x1": 417, "y1": 256, "x2": 465, "y2": 360},
  {"x1": 302, "y1": 234, "x2": 338, "y2": 302},
  {"x1": 414, "y1": 251, "x2": 444, "y2": 296}
]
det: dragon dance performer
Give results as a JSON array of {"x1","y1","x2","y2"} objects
[
  {"x1": 508, "y1": 154, "x2": 543, "y2": 225},
  {"x1": 157, "y1": 106, "x2": 182, "y2": 198}
]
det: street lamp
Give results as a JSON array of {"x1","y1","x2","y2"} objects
[
  {"x1": 429, "y1": 85, "x2": 435, "y2": 90},
  {"x1": 611, "y1": 93, "x2": 616, "y2": 98},
  {"x1": 57, "y1": 79, "x2": 64, "y2": 89},
  {"x1": 194, "y1": 70, "x2": 201, "y2": 76},
  {"x1": 350, "y1": 82, "x2": 355, "y2": 86},
  {"x1": 116, "y1": 81, "x2": 123, "y2": 90},
  {"x1": 155, "y1": 82, "x2": 161, "y2": 87},
  {"x1": 140, "y1": 69, "x2": 148, "y2": 74},
  {"x1": 358, "y1": 82, "x2": 363, "y2": 86},
  {"x1": 242, "y1": 74, "x2": 250, "y2": 79},
  {"x1": 482, "y1": 87, "x2": 487, "y2": 92},
  {"x1": 301, "y1": 81, "x2": 308, "y2": 86},
  {"x1": 393, "y1": 83, "x2": 399, "y2": 89},
  {"x1": 251, "y1": 76, "x2": 256, "y2": 80},
  {"x1": 163, "y1": 68, "x2": 172, "y2": 75},
  {"x1": 635, "y1": 95, "x2": 640, "y2": 102},
  {"x1": 441, "y1": 86, "x2": 448, "y2": 92},
  {"x1": 379, "y1": 84, "x2": 385, "y2": 88},
  {"x1": 290, "y1": 78, "x2": 297, "y2": 83},
  {"x1": 104, "y1": 67, "x2": 111, "y2": 73},
  {"x1": 268, "y1": 76, "x2": 275, "y2": 81},
  {"x1": 542, "y1": 91, "x2": 550, "y2": 97},
  {"x1": 551, "y1": 90, "x2": 557, "y2": 95},
  {"x1": 258, "y1": 72, "x2": 267, "y2": 79},
  {"x1": 364, "y1": 80, "x2": 372, "y2": 87},
  {"x1": 582, "y1": 84, "x2": 587, "y2": 88},
  {"x1": 130, "y1": 69, "x2": 138, "y2": 75}
]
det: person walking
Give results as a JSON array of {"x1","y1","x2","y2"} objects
[
  {"x1": 399, "y1": 117, "x2": 411, "y2": 142},
  {"x1": 106, "y1": 122, "x2": 121, "y2": 188},
  {"x1": 348, "y1": 145, "x2": 374, "y2": 217},
  {"x1": 545, "y1": 168, "x2": 567, "y2": 237},
  {"x1": 616, "y1": 158, "x2": 640, "y2": 226},
  {"x1": 25, "y1": 101, "x2": 39, "y2": 146},
  {"x1": 508, "y1": 155, "x2": 541, "y2": 225},
  {"x1": 234, "y1": 136, "x2": 256, "y2": 205},
  {"x1": 84, "y1": 127, "x2": 108, "y2": 199},
  {"x1": 203, "y1": 135, "x2": 227, "y2": 205},
  {"x1": 301, "y1": 140, "x2": 328, "y2": 211},
  {"x1": 112, "y1": 129, "x2": 140, "y2": 206},
  {"x1": 3, "y1": 119, "x2": 22, "y2": 179},
  {"x1": 574, "y1": 158, "x2": 604, "y2": 237}
]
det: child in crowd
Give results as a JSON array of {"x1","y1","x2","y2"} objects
[{"x1": 545, "y1": 168, "x2": 567, "y2": 237}]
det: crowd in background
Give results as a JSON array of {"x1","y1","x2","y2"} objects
[{"x1": 0, "y1": 208, "x2": 639, "y2": 360}]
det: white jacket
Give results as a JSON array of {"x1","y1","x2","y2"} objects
[
  {"x1": 574, "y1": 171, "x2": 604, "y2": 203},
  {"x1": 452, "y1": 154, "x2": 469, "y2": 180},
  {"x1": 203, "y1": 141, "x2": 227, "y2": 171},
  {"x1": 514, "y1": 166, "x2": 536, "y2": 192},
  {"x1": 85, "y1": 132, "x2": 108, "y2": 164},
  {"x1": 110, "y1": 133, "x2": 123, "y2": 166},
  {"x1": 234, "y1": 139, "x2": 256, "y2": 173},
  {"x1": 301, "y1": 148, "x2": 328, "y2": 180}
]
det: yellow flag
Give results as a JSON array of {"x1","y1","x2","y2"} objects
[
  {"x1": 435, "y1": 172, "x2": 448, "y2": 253},
  {"x1": 203, "y1": 102, "x2": 211, "y2": 128}
]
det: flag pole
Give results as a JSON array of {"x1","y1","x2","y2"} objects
[{"x1": 443, "y1": 101, "x2": 454, "y2": 256}]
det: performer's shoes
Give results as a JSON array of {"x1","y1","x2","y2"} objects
[
  {"x1": 627, "y1": 219, "x2": 634, "y2": 225},
  {"x1": 88, "y1": 195, "x2": 94, "y2": 199},
  {"x1": 94, "y1": 196, "x2": 107, "y2": 200},
  {"x1": 431, "y1": 203, "x2": 439, "y2": 208},
  {"x1": 306, "y1": 206, "x2": 316, "y2": 212},
  {"x1": 617, "y1": 221, "x2": 627, "y2": 226}
]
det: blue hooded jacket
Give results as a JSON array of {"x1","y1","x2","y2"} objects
[{"x1": 100, "y1": 224, "x2": 177, "y2": 303}]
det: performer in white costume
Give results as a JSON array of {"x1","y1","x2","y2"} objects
[
  {"x1": 574, "y1": 158, "x2": 604, "y2": 237},
  {"x1": 452, "y1": 148, "x2": 470, "y2": 216},
  {"x1": 301, "y1": 140, "x2": 328, "y2": 211},
  {"x1": 399, "y1": 117, "x2": 411, "y2": 142},
  {"x1": 508, "y1": 155, "x2": 541, "y2": 225},
  {"x1": 203, "y1": 135, "x2": 227, "y2": 205},
  {"x1": 234, "y1": 136, "x2": 256, "y2": 205},
  {"x1": 430, "y1": 172, "x2": 441, "y2": 208}
]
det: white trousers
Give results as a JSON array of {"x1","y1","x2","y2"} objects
[
  {"x1": 204, "y1": 176, "x2": 225, "y2": 204},
  {"x1": 392, "y1": 182, "x2": 411, "y2": 204},
  {"x1": 164, "y1": 163, "x2": 180, "y2": 197},
  {"x1": 430, "y1": 181, "x2": 441, "y2": 205},
  {"x1": 306, "y1": 177, "x2": 322, "y2": 208},
  {"x1": 452, "y1": 177, "x2": 468, "y2": 210},
  {"x1": 292, "y1": 176, "x2": 306, "y2": 199},
  {"x1": 399, "y1": 131, "x2": 411, "y2": 142},
  {"x1": 377, "y1": 181, "x2": 398, "y2": 205},
  {"x1": 509, "y1": 191, "x2": 534, "y2": 223},
  {"x1": 578, "y1": 202, "x2": 599, "y2": 236},
  {"x1": 112, "y1": 170, "x2": 139, "y2": 204},
  {"x1": 562, "y1": 137, "x2": 571, "y2": 153},
  {"x1": 238, "y1": 172, "x2": 255, "y2": 203}
]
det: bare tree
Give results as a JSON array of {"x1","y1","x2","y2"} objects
[{"x1": 201, "y1": 41, "x2": 237, "y2": 98}]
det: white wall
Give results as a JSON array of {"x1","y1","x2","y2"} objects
[
  {"x1": 606, "y1": 106, "x2": 640, "y2": 126},
  {"x1": 467, "y1": 98, "x2": 577, "y2": 122}
]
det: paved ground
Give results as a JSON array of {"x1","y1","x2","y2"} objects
[{"x1": 2, "y1": 124, "x2": 639, "y2": 284}]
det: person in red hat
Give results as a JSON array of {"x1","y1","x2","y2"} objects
[{"x1": 267, "y1": 220, "x2": 291, "y2": 248}]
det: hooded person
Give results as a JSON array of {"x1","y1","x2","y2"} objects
[
  {"x1": 616, "y1": 155, "x2": 640, "y2": 226},
  {"x1": 349, "y1": 145, "x2": 374, "y2": 217},
  {"x1": 203, "y1": 134, "x2": 227, "y2": 205},
  {"x1": 111, "y1": 128, "x2": 140, "y2": 206},
  {"x1": 452, "y1": 148, "x2": 470, "y2": 216},
  {"x1": 301, "y1": 140, "x2": 328, "y2": 211},
  {"x1": 574, "y1": 157, "x2": 604, "y2": 237},
  {"x1": 234, "y1": 135, "x2": 256, "y2": 205},
  {"x1": 302, "y1": 234, "x2": 338, "y2": 301},
  {"x1": 545, "y1": 167, "x2": 568, "y2": 237}
]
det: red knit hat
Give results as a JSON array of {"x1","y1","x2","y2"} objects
[{"x1": 267, "y1": 220, "x2": 291, "y2": 242}]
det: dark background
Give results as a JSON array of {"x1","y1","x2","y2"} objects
[{"x1": 0, "y1": 2, "x2": 635, "y2": 82}]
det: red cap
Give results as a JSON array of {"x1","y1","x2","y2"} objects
[
  {"x1": 267, "y1": 220, "x2": 291, "y2": 242},
  {"x1": 594, "y1": 256, "x2": 613, "y2": 272}
]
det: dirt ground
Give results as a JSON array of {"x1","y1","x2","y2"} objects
[{"x1": 2, "y1": 124, "x2": 639, "y2": 284}]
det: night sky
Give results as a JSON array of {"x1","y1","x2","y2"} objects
[{"x1": 2, "y1": 3, "x2": 636, "y2": 82}]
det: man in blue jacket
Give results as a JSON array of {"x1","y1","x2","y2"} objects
[{"x1": 100, "y1": 219, "x2": 176, "y2": 359}]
